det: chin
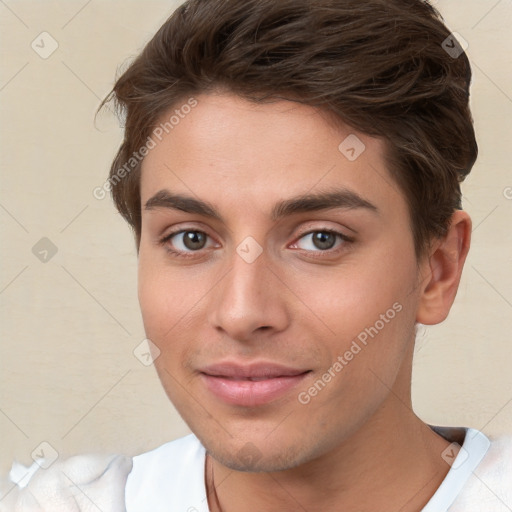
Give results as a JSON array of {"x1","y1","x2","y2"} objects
[{"x1": 202, "y1": 432, "x2": 318, "y2": 473}]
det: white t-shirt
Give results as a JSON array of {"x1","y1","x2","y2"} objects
[
  {"x1": 2, "y1": 425, "x2": 511, "y2": 511},
  {"x1": 124, "y1": 424, "x2": 511, "y2": 512}
]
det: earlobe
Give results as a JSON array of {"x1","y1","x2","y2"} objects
[{"x1": 416, "y1": 210, "x2": 472, "y2": 325}]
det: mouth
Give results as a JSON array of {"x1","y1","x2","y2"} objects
[{"x1": 199, "y1": 361, "x2": 311, "y2": 406}]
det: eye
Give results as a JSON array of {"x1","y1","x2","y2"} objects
[
  {"x1": 159, "y1": 227, "x2": 352, "y2": 259},
  {"x1": 159, "y1": 229, "x2": 216, "y2": 256},
  {"x1": 292, "y1": 229, "x2": 351, "y2": 253}
]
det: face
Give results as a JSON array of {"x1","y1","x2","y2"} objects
[{"x1": 138, "y1": 92, "x2": 424, "y2": 472}]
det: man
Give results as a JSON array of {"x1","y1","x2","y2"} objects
[{"x1": 3, "y1": 0, "x2": 511, "y2": 510}]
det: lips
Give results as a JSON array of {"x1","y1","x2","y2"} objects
[{"x1": 199, "y1": 361, "x2": 311, "y2": 406}]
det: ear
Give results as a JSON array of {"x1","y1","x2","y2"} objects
[{"x1": 416, "y1": 210, "x2": 472, "y2": 325}]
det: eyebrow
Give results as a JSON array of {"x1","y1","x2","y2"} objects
[{"x1": 144, "y1": 187, "x2": 379, "y2": 222}]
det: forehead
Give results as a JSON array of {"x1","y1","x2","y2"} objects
[{"x1": 139, "y1": 92, "x2": 405, "y2": 219}]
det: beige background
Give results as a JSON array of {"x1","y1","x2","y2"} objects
[{"x1": 0, "y1": 0, "x2": 511, "y2": 474}]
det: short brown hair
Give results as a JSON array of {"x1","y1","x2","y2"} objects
[{"x1": 99, "y1": 0, "x2": 478, "y2": 259}]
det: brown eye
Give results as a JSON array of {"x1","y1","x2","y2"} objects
[
  {"x1": 181, "y1": 231, "x2": 207, "y2": 250},
  {"x1": 161, "y1": 230, "x2": 212, "y2": 254},
  {"x1": 295, "y1": 230, "x2": 348, "y2": 252},
  {"x1": 311, "y1": 232, "x2": 337, "y2": 250}
]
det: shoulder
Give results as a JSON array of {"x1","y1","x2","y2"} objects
[
  {"x1": 0, "y1": 436, "x2": 206, "y2": 512},
  {"x1": 125, "y1": 434, "x2": 208, "y2": 512},
  {"x1": 475, "y1": 431, "x2": 512, "y2": 488},
  {"x1": 0, "y1": 452, "x2": 132, "y2": 512},
  {"x1": 452, "y1": 431, "x2": 512, "y2": 510}
]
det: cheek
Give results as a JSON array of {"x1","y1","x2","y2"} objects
[
  {"x1": 290, "y1": 241, "x2": 419, "y2": 397},
  {"x1": 293, "y1": 251, "x2": 415, "y2": 342},
  {"x1": 138, "y1": 257, "x2": 166, "y2": 338},
  {"x1": 137, "y1": 249, "x2": 185, "y2": 345},
  {"x1": 137, "y1": 258, "x2": 196, "y2": 398},
  {"x1": 138, "y1": 244, "x2": 184, "y2": 321},
  {"x1": 137, "y1": 249, "x2": 212, "y2": 371}
]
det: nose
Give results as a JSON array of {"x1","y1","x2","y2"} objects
[{"x1": 208, "y1": 246, "x2": 290, "y2": 342}]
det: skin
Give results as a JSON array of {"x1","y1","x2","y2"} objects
[{"x1": 137, "y1": 92, "x2": 472, "y2": 512}]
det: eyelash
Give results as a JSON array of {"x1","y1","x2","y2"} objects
[{"x1": 158, "y1": 228, "x2": 353, "y2": 259}]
